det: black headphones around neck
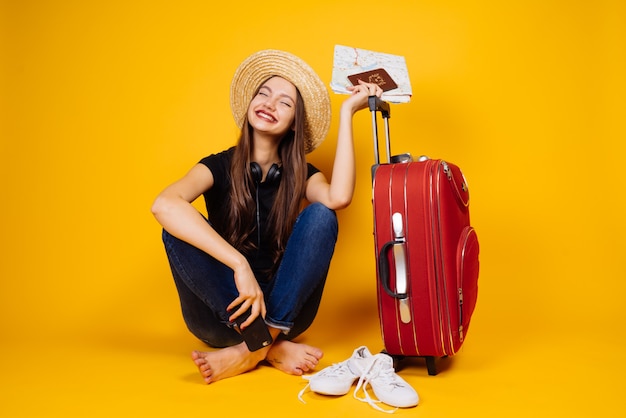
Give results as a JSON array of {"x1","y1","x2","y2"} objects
[
  {"x1": 250, "y1": 162, "x2": 282, "y2": 185},
  {"x1": 250, "y1": 161, "x2": 281, "y2": 249}
]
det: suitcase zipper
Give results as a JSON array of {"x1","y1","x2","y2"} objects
[
  {"x1": 432, "y1": 161, "x2": 451, "y2": 356},
  {"x1": 458, "y1": 228, "x2": 471, "y2": 343},
  {"x1": 458, "y1": 288, "x2": 464, "y2": 342}
]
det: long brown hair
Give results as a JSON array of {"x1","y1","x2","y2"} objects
[{"x1": 225, "y1": 78, "x2": 308, "y2": 271}]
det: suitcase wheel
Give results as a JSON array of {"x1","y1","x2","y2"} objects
[
  {"x1": 425, "y1": 356, "x2": 438, "y2": 376},
  {"x1": 381, "y1": 350, "x2": 446, "y2": 375}
]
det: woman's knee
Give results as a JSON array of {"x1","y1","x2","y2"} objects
[{"x1": 299, "y1": 202, "x2": 338, "y2": 236}]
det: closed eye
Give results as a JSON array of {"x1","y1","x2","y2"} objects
[
  {"x1": 257, "y1": 85, "x2": 295, "y2": 107},
  {"x1": 257, "y1": 86, "x2": 270, "y2": 97}
]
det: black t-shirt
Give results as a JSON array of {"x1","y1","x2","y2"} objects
[{"x1": 199, "y1": 147, "x2": 320, "y2": 280}]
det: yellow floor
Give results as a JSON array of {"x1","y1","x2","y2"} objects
[
  {"x1": 2, "y1": 284, "x2": 623, "y2": 418},
  {"x1": 3, "y1": 1, "x2": 625, "y2": 417}
]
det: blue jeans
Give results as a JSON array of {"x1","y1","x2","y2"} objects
[{"x1": 162, "y1": 203, "x2": 338, "y2": 348}]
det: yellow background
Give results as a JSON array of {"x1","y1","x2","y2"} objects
[{"x1": 2, "y1": 0, "x2": 625, "y2": 417}]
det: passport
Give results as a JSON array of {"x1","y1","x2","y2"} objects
[{"x1": 348, "y1": 68, "x2": 399, "y2": 92}]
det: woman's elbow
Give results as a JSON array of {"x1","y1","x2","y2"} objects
[
  {"x1": 151, "y1": 194, "x2": 173, "y2": 218},
  {"x1": 327, "y1": 195, "x2": 352, "y2": 210}
]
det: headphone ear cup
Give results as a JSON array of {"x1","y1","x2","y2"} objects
[
  {"x1": 250, "y1": 162, "x2": 262, "y2": 183},
  {"x1": 266, "y1": 164, "x2": 282, "y2": 184},
  {"x1": 250, "y1": 162, "x2": 281, "y2": 184}
]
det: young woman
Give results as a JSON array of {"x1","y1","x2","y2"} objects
[{"x1": 151, "y1": 49, "x2": 383, "y2": 384}]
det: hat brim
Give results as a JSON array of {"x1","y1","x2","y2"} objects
[{"x1": 230, "y1": 49, "x2": 331, "y2": 154}]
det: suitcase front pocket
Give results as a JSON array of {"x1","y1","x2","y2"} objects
[{"x1": 456, "y1": 226, "x2": 480, "y2": 343}]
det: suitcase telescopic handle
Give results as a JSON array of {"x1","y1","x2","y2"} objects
[
  {"x1": 369, "y1": 96, "x2": 392, "y2": 170},
  {"x1": 368, "y1": 95, "x2": 390, "y2": 117}
]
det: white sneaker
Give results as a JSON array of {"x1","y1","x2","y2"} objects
[
  {"x1": 354, "y1": 353, "x2": 419, "y2": 412},
  {"x1": 298, "y1": 346, "x2": 375, "y2": 402}
]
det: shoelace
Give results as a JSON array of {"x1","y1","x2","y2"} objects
[
  {"x1": 297, "y1": 361, "x2": 354, "y2": 404},
  {"x1": 353, "y1": 356, "x2": 398, "y2": 414}
]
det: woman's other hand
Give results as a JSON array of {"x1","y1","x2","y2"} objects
[{"x1": 227, "y1": 262, "x2": 266, "y2": 329}]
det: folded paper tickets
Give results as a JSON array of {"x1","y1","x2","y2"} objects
[{"x1": 330, "y1": 45, "x2": 412, "y2": 103}]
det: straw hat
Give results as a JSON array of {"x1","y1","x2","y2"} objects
[{"x1": 230, "y1": 49, "x2": 331, "y2": 153}]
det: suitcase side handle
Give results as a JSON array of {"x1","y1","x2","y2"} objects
[
  {"x1": 378, "y1": 242, "x2": 411, "y2": 325},
  {"x1": 377, "y1": 213, "x2": 407, "y2": 283},
  {"x1": 378, "y1": 240, "x2": 408, "y2": 299},
  {"x1": 378, "y1": 213, "x2": 412, "y2": 323}
]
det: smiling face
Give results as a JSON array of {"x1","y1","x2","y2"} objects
[{"x1": 247, "y1": 76, "x2": 298, "y2": 139}]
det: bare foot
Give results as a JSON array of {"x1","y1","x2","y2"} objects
[
  {"x1": 191, "y1": 342, "x2": 266, "y2": 384},
  {"x1": 265, "y1": 340, "x2": 323, "y2": 376}
]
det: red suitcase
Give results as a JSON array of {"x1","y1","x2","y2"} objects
[{"x1": 368, "y1": 97, "x2": 480, "y2": 375}]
